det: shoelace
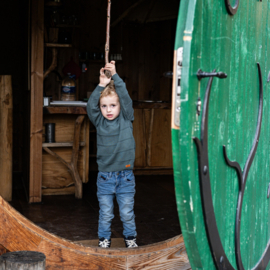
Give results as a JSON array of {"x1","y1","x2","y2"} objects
[
  {"x1": 125, "y1": 239, "x2": 138, "y2": 248},
  {"x1": 99, "y1": 239, "x2": 110, "y2": 248}
]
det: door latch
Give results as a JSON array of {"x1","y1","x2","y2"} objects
[{"x1": 197, "y1": 69, "x2": 227, "y2": 80}]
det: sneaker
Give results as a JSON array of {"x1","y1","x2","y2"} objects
[
  {"x1": 124, "y1": 236, "x2": 138, "y2": 248},
  {"x1": 98, "y1": 238, "x2": 111, "y2": 248}
]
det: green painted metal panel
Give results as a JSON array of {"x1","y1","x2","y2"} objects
[{"x1": 172, "y1": 0, "x2": 270, "y2": 269}]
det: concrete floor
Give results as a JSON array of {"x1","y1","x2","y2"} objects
[{"x1": 11, "y1": 174, "x2": 181, "y2": 247}]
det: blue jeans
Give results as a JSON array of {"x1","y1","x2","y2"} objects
[{"x1": 97, "y1": 170, "x2": 137, "y2": 239}]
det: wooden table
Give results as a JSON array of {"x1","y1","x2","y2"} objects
[{"x1": 42, "y1": 106, "x2": 89, "y2": 199}]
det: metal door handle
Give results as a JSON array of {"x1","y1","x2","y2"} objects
[{"x1": 197, "y1": 69, "x2": 227, "y2": 80}]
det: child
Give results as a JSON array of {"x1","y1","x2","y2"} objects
[{"x1": 87, "y1": 61, "x2": 138, "y2": 248}]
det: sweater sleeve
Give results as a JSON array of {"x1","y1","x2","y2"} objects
[
  {"x1": 86, "y1": 84, "x2": 104, "y2": 127},
  {"x1": 112, "y1": 73, "x2": 134, "y2": 121}
]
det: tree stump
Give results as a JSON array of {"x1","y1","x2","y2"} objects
[{"x1": 0, "y1": 251, "x2": 46, "y2": 270}]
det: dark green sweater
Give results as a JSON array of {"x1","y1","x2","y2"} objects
[{"x1": 87, "y1": 73, "x2": 135, "y2": 172}]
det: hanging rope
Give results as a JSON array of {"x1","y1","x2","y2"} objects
[{"x1": 105, "y1": 0, "x2": 112, "y2": 78}]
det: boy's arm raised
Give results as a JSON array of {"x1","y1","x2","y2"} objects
[
  {"x1": 87, "y1": 67, "x2": 110, "y2": 126},
  {"x1": 112, "y1": 73, "x2": 134, "y2": 121},
  {"x1": 86, "y1": 84, "x2": 104, "y2": 127}
]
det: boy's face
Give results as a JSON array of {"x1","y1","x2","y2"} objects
[{"x1": 100, "y1": 95, "x2": 120, "y2": 120}]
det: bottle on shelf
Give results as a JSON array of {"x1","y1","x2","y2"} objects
[{"x1": 61, "y1": 73, "x2": 76, "y2": 101}]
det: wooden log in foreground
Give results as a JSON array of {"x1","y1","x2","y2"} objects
[
  {"x1": 0, "y1": 251, "x2": 46, "y2": 270},
  {"x1": 0, "y1": 76, "x2": 13, "y2": 202},
  {"x1": 0, "y1": 196, "x2": 191, "y2": 269}
]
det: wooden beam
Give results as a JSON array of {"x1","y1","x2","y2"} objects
[
  {"x1": 43, "y1": 147, "x2": 70, "y2": 169},
  {"x1": 111, "y1": 0, "x2": 147, "y2": 27},
  {"x1": 45, "y1": 43, "x2": 72, "y2": 48},
  {"x1": 43, "y1": 48, "x2": 58, "y2": 80},
  {"x1": 30, "y1": 0, "x2": 44, "y2": 203},
  {"x1": 71, "y1": 115, "x2": 85, "y2": 198},
  {"x1": 142, "y1": 0, "x2": 156, "y2": 24},
  {"x1": 0, "y1": 76, "x2": 13, "y2": 202},
  {"x1": 42, "y1": 142, "x2": 86, "y2": 147}
]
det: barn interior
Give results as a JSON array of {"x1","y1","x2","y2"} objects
[{"x1": 1, "y1": 0, "x2": 181, "y2": 246}]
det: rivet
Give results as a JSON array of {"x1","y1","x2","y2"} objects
[
  {"x1": 220, "y1": 256, "x2": 224, "y2": 263},
  {"x1": 203, "y1": 166, "x2": 208, "y2": 175}
]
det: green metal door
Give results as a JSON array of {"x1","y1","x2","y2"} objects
[{"x1": 172, "y1": 0, "x2": 270, "y2": 269}]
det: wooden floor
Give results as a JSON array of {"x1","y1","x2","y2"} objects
[{"x1": 11, "y1": 174, "x2": 181, "y2": 246}]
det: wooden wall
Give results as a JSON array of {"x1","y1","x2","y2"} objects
[
  {"x1": 43, "y1": 0, "x2": 176, "y2": 102},
  {"x1": 42, "y1": 114, "x2": 89, "y2": 195},
  {"x1": 0, "y1": 0, "x2": 29, "y2": 176},
  {"x1": 113, "y1": 20, "x2": 174, "y2": 102},
  {"x1": 43, "y1": 0, "x2": 177, "y2": 173},
  {"x1": 133, "y1": 108, "x2": 172, "y2": 168},
  {"x1": 78, "y1": 19, "x2": 176, "y2": 102},
  {"x1": 0, "y1": 0, "x2": 178, "y2": 186}
]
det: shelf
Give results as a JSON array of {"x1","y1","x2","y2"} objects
[
  {"x1": 43, "y1": 103, "x2": 170, "y2": 114},
  {"x1": 42, "y1": 141, "x2": 86, "y2": 147},
  {"x1": 43, "y1": 106, "x2": 87, "y2": 115},
  {"x1": 45, "y1": 43, "x2": 72, "y2": 48}
]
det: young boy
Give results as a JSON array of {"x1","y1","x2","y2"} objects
[{"x1": 87, "y1": 61, "x2": 138, "y2": 248}]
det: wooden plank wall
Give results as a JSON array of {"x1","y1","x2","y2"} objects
[
  {"x1": 45, "y1": 0, "x2": 176, "y2": 102},
  {"x1": 42, "y1": 115, "x2": 89, "y2": 195},
  {"x1": 44, "y1": 47, "x2": 80, "y2": 101},
  {"x1": 30, "y1": 0, "x2": 44, "y2": 203},
  {"x1": 133, "y1": 108, "x2": 172, "y2": 168},
  {"x1": 42, "y1": 0, "x2": 176, "y2": 174},
  {"x1": 78, "y1": 19, "x2": 175, "y2": 102}
]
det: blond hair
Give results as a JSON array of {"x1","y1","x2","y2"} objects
[{"x1": 100, "y1": 80, "x2": 118, "y2": 100}]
